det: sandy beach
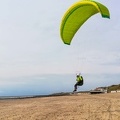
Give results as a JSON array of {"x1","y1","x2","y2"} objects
[{"x1": 0, "y1": 93, "x2": 120, "y2": 120}]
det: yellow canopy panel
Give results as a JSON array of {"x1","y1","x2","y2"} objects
[{"x1": 60, "y1": 0, "x2": 110, "y2": 45}]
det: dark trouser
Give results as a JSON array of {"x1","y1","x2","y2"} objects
[{"x1": 74, "y1": 81, "x2": 83, "y2": 91}]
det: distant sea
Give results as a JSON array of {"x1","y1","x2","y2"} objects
[{"x1": 0, "y1": 73, "x2": 120, "y2": 97}]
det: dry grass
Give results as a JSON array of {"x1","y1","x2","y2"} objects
[{"x1": 0, "y1": 93, "x2": 120, "y2": 120}]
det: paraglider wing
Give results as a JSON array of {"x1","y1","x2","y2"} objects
[{"x1": 60, "y1": 0, "x2": 110, "y2": 45}]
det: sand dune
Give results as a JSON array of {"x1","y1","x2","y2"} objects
[{"x1": 0, "y1": 93, "x2": 120, "y2": 120}]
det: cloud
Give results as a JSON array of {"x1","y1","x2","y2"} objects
[
  {"x1": 101, "y1": 58, "x2": 120, "y2": 66},
  {"x1": 0, "y1": 0, "x2": 120, "y2": 76}
]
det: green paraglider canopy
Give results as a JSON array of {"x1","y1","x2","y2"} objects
[{"x1": 60, "y1": 0, "x2": 110, "y2": 45}]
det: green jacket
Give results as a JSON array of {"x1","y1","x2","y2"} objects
[{"x1": 76, "y1": 76, "x2": 83, "y2": 82}]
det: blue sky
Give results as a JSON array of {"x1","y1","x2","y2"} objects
[{"x1": 0, "y1": 0, "x2": 120, "y2": 96}]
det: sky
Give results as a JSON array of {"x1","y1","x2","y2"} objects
[{"x1": 0, "y1": 0, "x2": 120, "y2": 96}]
